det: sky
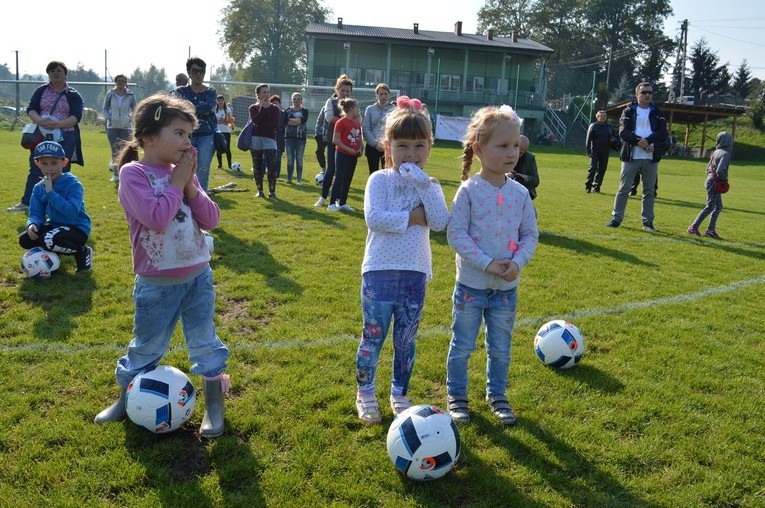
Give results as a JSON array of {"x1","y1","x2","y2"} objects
[{"x1": 1, "y1": 0, "x2": 764, "y2": 82}]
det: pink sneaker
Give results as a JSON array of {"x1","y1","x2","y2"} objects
[{"x1": 687, "y1": 226, "x2": 700, "y2": 236}]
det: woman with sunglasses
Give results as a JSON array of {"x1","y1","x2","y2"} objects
[{"x1": 172, "y1": 57, "x2": 218, "y2": 191}]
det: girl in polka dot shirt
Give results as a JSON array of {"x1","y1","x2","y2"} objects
[{"x1": 354, "y1": 97, "x2": 449, "y2": 424}]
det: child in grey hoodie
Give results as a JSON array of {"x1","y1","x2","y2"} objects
[{"x1": 687, "y1": 131, "x2": 732, "y2": 238}]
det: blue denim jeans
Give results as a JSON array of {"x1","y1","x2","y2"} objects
[
  {"x1": 356, "y1": 270, "x2": 427, "y2": 397},
  {"x1": 192, "y1": 133, "x2": 215, "y2": 191},
  {"x1": 690, "y1": 176, "x2": 723, "y2": 231},
  {"x1": 446, "y1": 283, "x2": 517, "y2": 398},
  {"x1": 285, "y1": 137, "x2": 306, "y2": 182},
  {"x1": 115, "y1": 266, "x2": 229, "y2": 388}
]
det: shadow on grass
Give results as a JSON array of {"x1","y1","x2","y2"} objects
[
  {"x1": 658, "y1": 195, "x2": 765, "y2": 217},
  {"x1": 212, "y1": 227, "x2": 302, "y2": 295},
  {"x1": 123, "y1": 422, "x2": 264, "y2": 506},
  {"x1": 477, "y1": 414, "x2": 662, "y2": 508},
  {"x1": 540, "y1": 232, "x2": 657, "y2": 267},
  {"x1": 18, "y1": 260, "x2": 96, "y2": 342}
]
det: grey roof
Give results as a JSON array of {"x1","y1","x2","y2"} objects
[{"x1": 307, "y1": 22, "x2": 553, "y2": 55}]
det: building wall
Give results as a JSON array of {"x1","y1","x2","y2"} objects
[{"x1": 309, "y1": 38, "x2": 546, "y2": 118}]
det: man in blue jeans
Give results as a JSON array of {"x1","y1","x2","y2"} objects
[{"x1": 606, "y1": 81, "x2": 667, "y2": 233}]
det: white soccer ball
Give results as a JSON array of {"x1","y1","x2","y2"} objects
[
  {"x1": 21, "y1": 247, "x2": 60, "y2": 279},
  {"x1": 314, "y1": 171, "x2": 325, "y2": 185},
  {"x1": 534, "y1": 320, "x2": 585, "y2": 369},
  {"x1": 204, "y1": 231, "x2": 214, "y2": 255},
  {"x1": 231, "y1": 162, "x2": 241, "y2": 172},
  {"x1": 126, "y1": 365, "x2": 197, "y2": 434},
  {"x1": 386, "y1": 405, "x2": 461, "y2": 481}
]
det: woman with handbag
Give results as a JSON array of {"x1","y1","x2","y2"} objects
[{"x1": 8, "y1": 61, "x2": 84, "y2": 213}]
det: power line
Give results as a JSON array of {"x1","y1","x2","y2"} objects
[{"x1": 690, "y1": 24, "x2": 765, "y2": 47}]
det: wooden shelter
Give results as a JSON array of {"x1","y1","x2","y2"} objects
[{"x1": 605, "y1": 101, "x2": 747, "y2": 158}]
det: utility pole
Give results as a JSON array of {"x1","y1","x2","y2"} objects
[
  {"x1": 679, "y1": 19, "x2": 688, "y2": 101},
  {"x1": 668, "y1": 19, "x2": 688, "y2": 103}
]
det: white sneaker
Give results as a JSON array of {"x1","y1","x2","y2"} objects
[
  {"x1": 111, "y1": 173, "x2": 119, "y2": 182},
  {"x1": 339, "y1": 204, "x2": 355, "y2": 212},
  {"x1": 314, "y1": 197, "x2": 326, "y2": 207},
  {"x1": 327, "y1": 203, "x2": 339, "y2": 211},
  {"x1": 6, "y1": 203, "x2": 29, "y2": 212},
  {"x1": 390, "y1": 394, "x2": 412, "y2": 416},
  {"x1": 356, "y1": 393, "x2": 381, "y2": 424}
]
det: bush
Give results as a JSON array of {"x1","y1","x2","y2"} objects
[{"x1": 748, "y1": 98, "x2": 764, "y2": 130}]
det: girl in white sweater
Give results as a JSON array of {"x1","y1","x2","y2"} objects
[{"x1": 354, "y1": 96, "x2": 449, "y2": 424}]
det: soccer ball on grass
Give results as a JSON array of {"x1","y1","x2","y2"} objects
[
  {"x1": 314, "y1": 171, "x2": 325, "y2": 185},
  {"x1": 21, "y1": 247, "x2": 60, "y2": 279},
  {"x1": 534, "y1": 320, "x2": 585, "y2": 369},
  {"x1": 231, "y1": 162, "x2": 241, "y2": 171},
  {"x1": 386, "y1": 405, "x2": 461, "y2": 481},
  {"x1": 126, "y1": 365, "x2": 196, "y2": 434}
]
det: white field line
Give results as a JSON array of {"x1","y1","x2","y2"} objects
[{"x1": 3, "y1": 274, "x2": 764, "y2": 355}]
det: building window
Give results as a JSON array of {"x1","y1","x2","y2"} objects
[
  {"x1": 468, "y1": 76, "x2": 485, "y2": 93},
  {"x1": 440, "y1": 74, "x2": 461, "y2": 92},
  {"x1": 414, "y1": 72, "x2": 436, "y2": 89},
  {"x1": 364, "y1": 69, "x2": 385, "y2": 87}
]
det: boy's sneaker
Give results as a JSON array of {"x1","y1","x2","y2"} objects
[
  {"x1": 605, "y1": 219, "x2": 621, "y2": 228},
  {"x1": 76, "y1": 246, "x2": 93, "y2": 273},
  {"x1": 314, "y1": 197, "x2": 326, "y2": 207},
  {"x1": 7, "y1": 203, "x2": 29, "y2": 212},
  {"x1": 643, "y1": 222, "x2": 657, "y2": 233},
  {"x1": 389, "y1": 394, "x2": 412, "y2": 416},
  {"x1": 111, "y1": 173, "x2": 119, "y2": 182},
  {"x1": 705, "y1": 229, "x2": 721, "y2": 239},
  {"x1": 687, "y1": 226, "x2": 701, "y2": 236},
  {"x1": 355, "y1": 393, "x2": 381, "y2": 424},
  {"x1": 339, "y1": 204, "x2": 355, "y2": 212},
  {"x1": 327, "y1": 203, "x2": 339, "y2": 212}
]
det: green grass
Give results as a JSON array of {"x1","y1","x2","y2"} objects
[{"x1": 1, "y1": 124, "x2": 764, "y2": 507}]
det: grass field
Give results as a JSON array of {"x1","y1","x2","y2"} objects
[{"x1": 1, "y1": 125, "x2": 764, "y2": 507}]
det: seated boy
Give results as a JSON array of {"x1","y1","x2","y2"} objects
[{"x1": 19, "y1": 141, "x2": 92, "y2": 273}]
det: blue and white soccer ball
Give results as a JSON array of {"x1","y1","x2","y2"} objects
[
  {"x1": 21, "y1": 247, "x2": 60, "y2": 279},
  {"x1": 386, "y1": 405, "x2": 461, "y2": 481},
  {"x1": 534, "y1": 320, "x2": 585, "y2": 369},
  {"x1": 126, "y1": 365, "x2": 196, "y2": 434},
  {"x1": 314, "y1": 171, "x2": 325, "y2": 185},
  {"x1": 231, "y1": 162, "x2": 242, "y2": 172}
]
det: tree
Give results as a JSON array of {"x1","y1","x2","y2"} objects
[
  {"x1": 731, "y1": 60, "x2": 753, "y2": 101},
  {"x1": 476, "y1": 0, "x2": 533, "y2": 36},
  {"x1": 688, "y1": 38, "x2": 730, "y2": 104},
  {"x1": 220, "y1": 0, "x2": 329, "y2": 84},
  {"x1": 129, "y1": 65, "x2": 170, "y2": 100},
  {"x1": 586, "y1": 0, "x2": 673, "y2": 90}
]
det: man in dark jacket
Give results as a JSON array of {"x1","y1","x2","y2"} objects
[
  {"x1": 510, "y1": 135, "x2": 540, "y2": 200},
  {"x1": 585, "y1": 110, "x2": 617, "y2": 193},
  {"x1": 606, "y1": 82, "x2": 667, "y2": 232}
]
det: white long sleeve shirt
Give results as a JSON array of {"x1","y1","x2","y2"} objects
[{"x1": 362, "y1": 167, "x2": 449, "y2": 279}]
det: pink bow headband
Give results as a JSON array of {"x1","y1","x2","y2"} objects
[{"x1": 396, "y1": 95, "x2": 423, "y2": 111}]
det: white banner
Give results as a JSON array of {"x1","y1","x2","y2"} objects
[{"x1": 434, "y1": 114, "x2": 471, "y2": 141}]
